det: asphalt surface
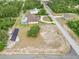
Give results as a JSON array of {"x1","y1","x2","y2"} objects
[{"x1": 65, "y1": 47, "x2": 77, "y2": 56}]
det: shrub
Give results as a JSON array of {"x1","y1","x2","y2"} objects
[
  {"x1": 27, "y1": 25, "x2": 40, "y2": 37},
  {"x1": 67, "y1": 20, "x2": 79, "y2": 36}
]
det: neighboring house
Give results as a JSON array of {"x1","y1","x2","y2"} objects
[
  {"x1": 10, "y1": 28, "x2": 19, "y2": 41},
  {"x1": 7, "y1": 28, "x2": 19, "y2": 48},
  {"x1": 21, "y1": 14, "x2": 40, "y2": 24},
  {"x1": 30, "y1": 8, "x2": 40, "y2": 14}
]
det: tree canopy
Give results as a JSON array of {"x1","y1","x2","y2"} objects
[
  {"x1": 23, "y1": 0, "x2": 43, "y2": 13},
  {"x1": 0, "y1": 1, "x2": 23, "y2": 18},
  {"x1": 27, "y1": 25, "x2": 40, "y2": 37},
  {"x1": 48, "y1": 0, "x2": 79, "y2": 13}
]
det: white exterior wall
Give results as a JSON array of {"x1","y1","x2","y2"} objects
[
  {"x1": 41, "y1": 0, "x2": 49, "y2": 1},
  {"x1": 28, "y1": 22, "x2": 38, "y2": 24}
]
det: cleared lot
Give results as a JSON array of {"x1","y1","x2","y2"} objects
[{"x1": 0, "y1": 18, "x2": 70, "y2": 55}]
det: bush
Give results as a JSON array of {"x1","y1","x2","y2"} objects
[
  {"x1": 27, "y1": 25, "x2": 40, "y2": 37},
  {"x1": 67, "y1": 20, "x2": 79, "y2": 36}
]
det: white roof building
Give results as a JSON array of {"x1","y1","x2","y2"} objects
[
  {"x1": 41, "y1": 0, "x2": 49, "y2": 1},
  {"x1": 30, "y1": 8, "x2": 40, "y2": 14}
]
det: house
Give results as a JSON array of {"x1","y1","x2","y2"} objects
[
  {"x1": 7, "y1": 28, "x2": 19, "y2": 48},
  {"x1": 30, "y1": 8, "x2": 40, "y2": 14},
  {"x1": 21, "y1": 14, "x2": 40, "y2": 24},
  {"x1": 10, "y1": 28, "x2": 19, "y2": 41}
]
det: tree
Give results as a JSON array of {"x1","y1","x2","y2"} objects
[
  {"x1": 0, "y1": 30, "x2": 8, "y2": 51},
  {"x1": 27, "y1": 25, "x2": 40, "y2": 37},
  {"x1": 23, "y1": 0, "x2": 43, "y2": 13},
  {"x1": 37, "y1": 8, "x2": 47, "y2": 15},
  {"x1": 48, "y1": 0, "x2": 79, "y2": 13},
  {"x1": 0, "y1": 1, "x2": 23, "y2": 18},
  {"x1": 67, "y1": 20, "x2": 79, "y2": 36}
]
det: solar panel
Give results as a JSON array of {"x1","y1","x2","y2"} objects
[{"x1": 11, "y1": 28, "x2": 19, "y2": 41}]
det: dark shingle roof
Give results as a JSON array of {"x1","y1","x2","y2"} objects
[{"x1": 11, "y1": 28, "x2": 19, "y2": 41}]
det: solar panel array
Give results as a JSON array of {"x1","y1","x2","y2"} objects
[{"x1": 11, "y1": 28, "x2": 19, "y2": 41}]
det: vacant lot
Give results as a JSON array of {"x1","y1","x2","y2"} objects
[{"x1": 0, "y1": 19, "x2": 70, "y2": 55}]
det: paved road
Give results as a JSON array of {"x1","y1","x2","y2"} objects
[
  {"x1": 0, "y1": 54, "x2": 79, "y2": 59},
  {"x1": 43, "y1": 2, "x2": 79, "y2": 55},
  {"x1": 65, "y1": 47, "x2": 77, "y2": 56}
]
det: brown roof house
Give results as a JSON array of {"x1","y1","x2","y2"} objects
[{"x1": 21, "y1": 14, "x2": 40, "y2": 24}]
